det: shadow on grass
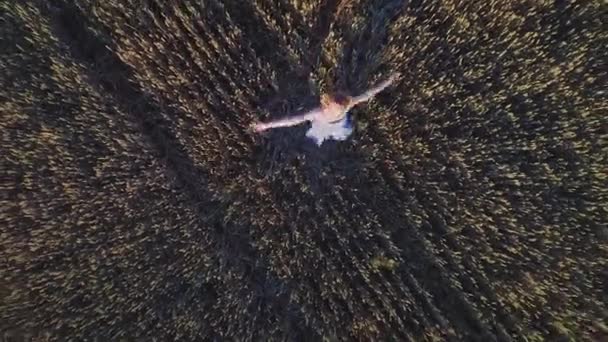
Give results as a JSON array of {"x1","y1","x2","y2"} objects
[{"x1": 44, "y1": 0, "x2": 315, "y2": 340}]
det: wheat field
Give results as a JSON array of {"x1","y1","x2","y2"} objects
[{"x1": 1, "y1": 0, "x2": 606, "y2": 341}]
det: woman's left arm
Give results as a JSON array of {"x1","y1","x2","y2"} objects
[{"x1": 350, "y1": 73, "x2": 400, "y2": 107}]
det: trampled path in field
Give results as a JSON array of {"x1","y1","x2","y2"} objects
[{"x1": 1, "y1": 0, "x2": 606, "y2": 341}]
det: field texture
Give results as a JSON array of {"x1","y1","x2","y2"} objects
[{"x1": 1, "y1": 0, "x2": 607, "y2": 341}]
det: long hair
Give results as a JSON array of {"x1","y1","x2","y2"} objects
[{"x1": 321, "y1": 91, "x2": 352, "y2": 109}]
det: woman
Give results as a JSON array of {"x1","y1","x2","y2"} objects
[{"x1": 252, "y1": 74, "x2": 399, "y2": 146}]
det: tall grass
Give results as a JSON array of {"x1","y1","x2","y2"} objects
[{"x1": 1, "y1": 0, "x2": 606, "y2": 340}]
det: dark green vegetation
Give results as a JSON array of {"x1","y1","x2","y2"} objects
[{"x1": 1, "y1": 0, "x2": 606, "y2": 340}]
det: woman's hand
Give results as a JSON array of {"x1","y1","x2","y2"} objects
[
  {"x1": 250, "y1": 122, "x2": 268, "y2": 133},
  {"x1": 388, "y1": 72, "x2": 401, "y2": 84}
]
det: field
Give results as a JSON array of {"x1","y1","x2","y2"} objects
[{"x1": 1, "y1": 0, "x2": 607, "y2": 340}]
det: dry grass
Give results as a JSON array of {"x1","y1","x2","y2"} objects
[{"x1": 1, "y1": 0, "x2": 606, "y2": 341}]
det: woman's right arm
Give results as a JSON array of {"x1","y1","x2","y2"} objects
[{"x1": 252, "y1": 108, "x2": 322, "y2": 132}]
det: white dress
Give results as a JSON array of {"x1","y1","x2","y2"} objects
[{"x1": 305, "y1": 113, "x2": 353, "y2": 146}]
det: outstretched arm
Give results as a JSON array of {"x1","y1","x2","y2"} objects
[
  {"x1": 351, "y1": 73, "x2": 399, "y2": 107},
  {"x1": 251, "y1": 108, "x2": 322, "y2": 133}
]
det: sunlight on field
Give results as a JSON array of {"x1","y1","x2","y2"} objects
[{"x1": 1, "y1": 0, "x2": 606, "y2": 340}]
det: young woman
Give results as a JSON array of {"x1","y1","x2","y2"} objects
[{"x1": 252, "y1": 74, "x2": 399, "y2": 145}]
